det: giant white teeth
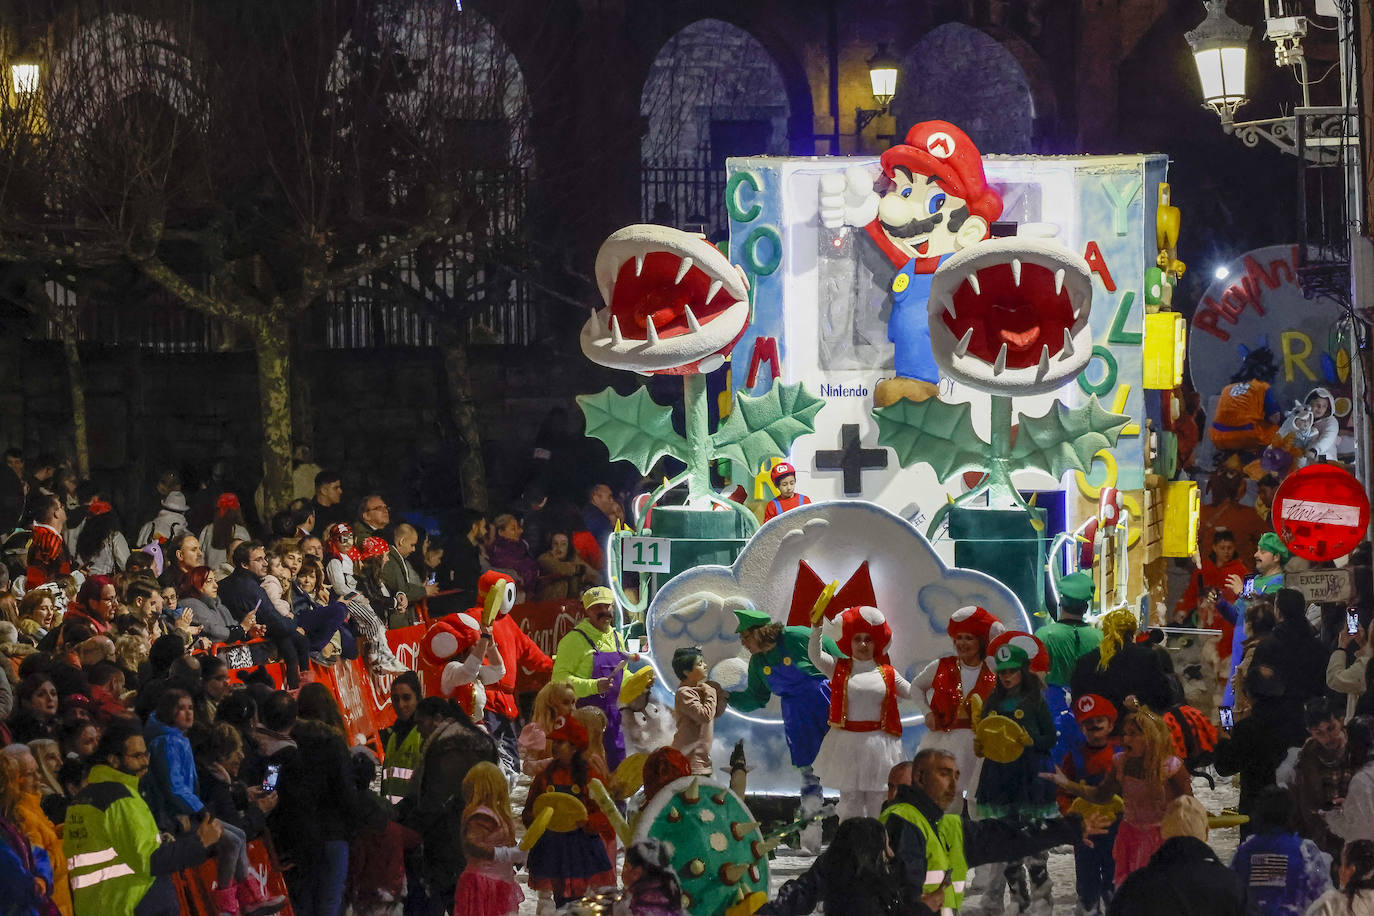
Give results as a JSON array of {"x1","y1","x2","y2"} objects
[
  {"x1": 610, "y1": 315, "x2": 623, "y2": 345},
  {"x1": 1054, "y1": 269, "x2": 1065, "y2": 296},
  {"x1": 945, "y1": 296, "x2": 957, "y2": 321},
  {"x1": 1011, "y1": 259, "x2": 1022, "y2": 287},
  {"x1": 994, "y1": 342, "x2": 1009, "y2": 374},
  {"x1": 645, "y1": 317, "x2": 659, "y2": 345},
  {"x1": 955, "y1": 328, "x2": 974, "y2": 357},
  {"x1": 966, "y1": 273, "x2": 981, "y2": 296},
  {"x1": 675, "y1": 257, "x2": 693, "y2": 285},
  {"x1": 1061, "y1": 327, "x2": 1075, "y2": 357},
  {"x1": 588, "y1": 307, "x2": 601, "y2": 333},
  {"x1": 634, "y1": 253, "x2": 645, "y2": 277},
  {"x1": 685, "y1": 305, "x2": 701, "y2": 333},
  {"x1": 706, "y1": 279, "x2": 723, "y2": 302},
  {"x1": 1038, "y1": 344, "x2": 1051, "y2": 375}
]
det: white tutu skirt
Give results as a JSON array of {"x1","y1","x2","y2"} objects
[
  {"x1": 917, "y1": 727, "x2": 984, "y2": 814},
  {"x1": 811, "y1": 726, "x2": 907, "y2": 792}
]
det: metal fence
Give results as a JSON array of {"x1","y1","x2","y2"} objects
[
  {"x1": 640, "y1": 163, "x2": 728, "y2": 241},
  {"x1": 43, "y1": 168, "x2": 533, "y2": 352}
]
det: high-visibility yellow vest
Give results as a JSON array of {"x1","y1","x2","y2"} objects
[
  {"x1": 381, "y1": 724, "x2": 424, "y2": 805},
  {"x1": 63, "y1": 764, "x2": 159, "y2": 915},
  {"x1": 879, "y1": 801, "x2": 968, "y2": 915}
]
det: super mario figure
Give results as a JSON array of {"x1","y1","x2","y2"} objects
[
  {"x1": 763, "y1": 462, "x2": 812, "y2": 521},
  {"x1": 820, "y1": 120, "x2": 1004, "y2": 407}
]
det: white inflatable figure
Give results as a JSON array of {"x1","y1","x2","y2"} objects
[
  {"x1": 621, "y1": 696, "x2": 676, "y2": 758},
  {"x1": 1278, "y1": 387, "x2": 1339, "y2": 463}
]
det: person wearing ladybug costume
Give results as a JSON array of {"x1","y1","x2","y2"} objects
[
  {"x1": 322, "y1": 523, "x2": 408, "y2": 674},
  {"x1": 480, "y1": 570, "x2": 553, "y2": 778},
  {"x1": 763, "y1": 462, "x2": 812, "y2": 522},
  {"x1": 807, "y1": 605, "x2": 912, "y2": 821},
  {"x1": 913, "y1": 605, "x2": 1004, "y2": 812},
  {"x1": 417, "y1": 610, "x2": 505, "y2": 722},
  {"x1": 820, "y1": 120, "x2": 1003, "y2": 407}
]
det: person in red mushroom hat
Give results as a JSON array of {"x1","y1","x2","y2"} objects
[
  {"x1": 820, "y1": 119, "x2": 1003, "y2": 407},
  {"x1": 481, "y1": 570, "x2": 553, "y2": 781},
  {"x1": 807, "y1": 605, "x2": 912, "y2": 821},
  {"x1": 763, "y1": 462, "x2": 812, "y2": 522},
  {"x1": 418, "y1": 611, "x2": 505, "y2": 722},
  {"x1": 913, "y1": 605, "x2": 1005, "y2": 811}
]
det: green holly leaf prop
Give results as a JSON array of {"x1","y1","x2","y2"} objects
[
  {"x1": 873, "y1": 397, "x2": 988, "y2": 477},
  {"x1": 1008, "y1": 396, "x2": 1131, "y2": 479},
  {"x1": 577, "y1": 386, "x2": 687, "y2": 474},
  {"x1": 711, "y1": 381, "x2": 824, "y2": 470}
]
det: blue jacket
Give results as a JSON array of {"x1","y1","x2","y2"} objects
[
  {"x1": 143, "y1": 713, "x2": 204, "y2": 825},
  {"x1": 219, "y1": 567, "x2": 295, "y2": 637}
]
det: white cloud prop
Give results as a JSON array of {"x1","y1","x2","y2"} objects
[{"x1": 642, "y1": 500, "x2": 1030, "y2": 792}]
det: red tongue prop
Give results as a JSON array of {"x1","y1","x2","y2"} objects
[{"x1": 944, "y1": 260, "x2": 1076, "y2": 370}]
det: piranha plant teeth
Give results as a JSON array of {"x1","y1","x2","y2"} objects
[
  {"x1": 685, "y1": 305, "x2": 701, "y2": 333},
  {"x1": 645, "y1": 316, "x2": 660, "y2": 345},
  {"x1": 675, "y1": 256, "x2": 693, "y2": 284},
  {"x1": 610, "y1": 315, "x2": 623, "y2": 346},
  {"x1": 1054, "y1": 268, "x2": 1065, "y2": 295},
  {"x1": 634, "y1": 252, "x2": 644, "y2": 276},
  {"x1": 955, "y1": 327, "x2": 973, "y2": 358},
  {"x1": 966, "y1": 273, "x2": 980, "y2": 295},
  {"x1": 707, "y1": 278, "x2": 722, "y2": 301}
]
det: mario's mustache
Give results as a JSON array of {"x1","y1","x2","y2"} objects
[{"x1": 882, "y1": 212, "x2": 943, "y2": 238}]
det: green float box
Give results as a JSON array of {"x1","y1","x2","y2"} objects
[{"x1": 948, "y1": 506, "x2": 1047, "y2": 621}]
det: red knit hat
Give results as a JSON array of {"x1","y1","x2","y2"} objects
[
  {"x1": 837, "y1": 605, "x2": 892, "y2": 662},
  {"x1": 946, "y1": 606, "x2": 1004, "y2": 647},
  {"x1": 548, "y1": 715, "x2": 589, "y2": 750}
]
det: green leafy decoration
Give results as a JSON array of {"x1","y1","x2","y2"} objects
[
  {"x1": 1008, "y1": 396, "x2": 1131, "y2": 479},
  {"x1": 873, "y1": 397, "x2": 988, "y2": 477},
  {"x1": 577, "y1": 387, "x2": 687, "y2": 474},
  {"x1": 711, "y1": 382, "x2": 825, "y2": 470}
]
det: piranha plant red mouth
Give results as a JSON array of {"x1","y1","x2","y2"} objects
[
  {"x1": 927, "y1": 237, "x2": 1094, "y2": 395},
  {"x1": 581, "y1": 225, "x2": 751, "y2": 376}
]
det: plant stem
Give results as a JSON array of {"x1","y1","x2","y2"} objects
[{"x1": 683, "y1": 373, "x2": 712, "y2": 502}]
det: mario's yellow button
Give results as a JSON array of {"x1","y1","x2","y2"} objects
[
  {"x1": 782, "y1": 657, "x2": 793, "y2": 666},
  {"x1": 762, "y1": 666, "x2": 772, "y2": 675},
  {"x1": 892, "y1": 273, "x2": 910, "y2": 293}
]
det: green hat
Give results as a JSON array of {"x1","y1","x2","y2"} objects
[
  {"x1": 734, "y1": 607, "x2": 773, "y2": 634},
  {"x1": 1059, "y1": 572, "x2": 1095, "y2": 603},
  {"x1": 1257, "y1": 531, "x2": 1291, "y2": 563},
  {"x1": 993, "y1": 643, "x2": 1030, "y2": 672}
]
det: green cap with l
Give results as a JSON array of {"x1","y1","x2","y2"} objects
[
  {"x1": 734, "y1": 607, "x2": 773, "y2": 633},
  {"x1": 1257, "y1": 531, "x2": 1291, "y2": 563}
]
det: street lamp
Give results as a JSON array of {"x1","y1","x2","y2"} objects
[
  {"x1": 855, "y1": 46, "x2": 899, "y2": 135},
  {"x1": 1184, "y1": 0, "x2": 1345, "y2": 164}
]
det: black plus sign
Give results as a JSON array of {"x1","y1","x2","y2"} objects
[{"x1": 814, "y1": 424, "x2": 888, "y2": 496}]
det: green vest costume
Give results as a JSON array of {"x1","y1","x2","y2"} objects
[
  {"x1": 63, "y1": 764, "x2": 161, "y2": 915},
  {"x1": 880, "y1": 802, "x2": 968, "y2": 914},
  {"x1": 382, "y1": 724, "x2": 425, "y2": 804}
]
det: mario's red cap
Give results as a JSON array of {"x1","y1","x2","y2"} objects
[
  {"x1": 770, "y1": 462, "x2": 798, "y2": 484},
  {"x1": 1074, "y1": 693, "x2": 1118, "y2": 725},
  {"x1": 548, "y1": 715, "x2": 589, "y2": 751},
  {"x1": 880, "y1": 120, "x2": 1003, "y2": 224}
]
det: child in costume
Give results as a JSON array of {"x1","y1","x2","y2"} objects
[
  {"x1": 1231, "y1": 785, "x2": 1331, "y2": 915},
  {"x1": 522, "y1": 715, "x2": 615, "y2": 909},
  {"x1": 1057, "y1": 694, "x2": 1121, "y2": 916},
  {"x1": 973, "y1": 634, "x2": 1058, "y2": 915},
  {"x1": 807, "y1": 605, "x2": 911, "y2": 820},
  {"x1": 322, "y1": 523, "x2": 407, "y2": 674},
  {"x1": 519, "y1": 680, "x2": 575, "y2": 776},
  {"x1": 418, "y1": 612, "x2": 505, "y2": 723},
  {"x1": 455, "y1": 761, "x2": 526, "y2": 916},
  {"x1": 573, "y1": 706, "x2": 610, "y2": 777},
  {"x1": 1045, "y1": 701, "x2": 1193, "y2": 887},
  {"x1": 762, "y1": 462, "x2": 812, "y2": 521},
  {"x1": 912, "y1": 605, "x2": 1003, "y2": 811},
  {"x1": 670, "y1": 645, "x2": 727, "y2": 776}
]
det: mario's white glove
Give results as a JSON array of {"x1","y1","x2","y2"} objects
[{"x1": 820, "y1": 166, "x2": 880, "y2": 229}]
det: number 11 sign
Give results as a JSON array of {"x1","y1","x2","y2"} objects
[{"x1": 622, "y1": 536, "x2": 672, "y2": 574}]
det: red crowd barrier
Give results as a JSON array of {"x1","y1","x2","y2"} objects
[{"x1": 174, "y1": 837, "x2": 296, "y2": 916}]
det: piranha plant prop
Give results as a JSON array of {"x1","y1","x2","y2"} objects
[
  {"x1": 577, "y1": 224, "x2": 825, "y2": 611},
  {"x1": 873, "y1": 236, "x2": 1131, "y2": 613}
]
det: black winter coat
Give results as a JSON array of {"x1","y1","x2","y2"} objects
[
  {"x1": 269, "y1": 719, "x2": 365, "y2": 862},
  {"x1": 1070, "y1": 642, "x2": 1175, "y2": 713},
  {"x1": 1214, "y1": 696, "x2": 1307, "y2": 818},
  {"x1": 1109, "y1": 836, "x2": 1256, "y2": 916}
]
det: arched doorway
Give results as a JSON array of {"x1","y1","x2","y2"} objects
[
  {"x1": 891, "y1": 22, "x2": 1042, "y2": 154},
  {"x1": 640, "y1": 18, "x2": 790, "y2": 238}
]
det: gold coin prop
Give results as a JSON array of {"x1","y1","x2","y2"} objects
[
  {"x1": 533, "y1": 790, "x2": 589, "y2": 833},
  {"x1": 974, "y1": 713, "x2": 1032, "y2": 764}
]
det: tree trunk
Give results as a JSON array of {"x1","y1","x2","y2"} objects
[
  {"x1": 60, "y1": 332, "x2": 90, "y2": 479},
  {"x1": 439, "y1": 336, "x2": 488, "y2": 511},
  {"x1": 290, "y1": 323, "x2": 315, "y2": 454},
  {"x1": 252, "y1": 317, "x2": 295, "y2": 517}
]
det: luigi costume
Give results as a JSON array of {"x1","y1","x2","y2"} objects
[
  {"x1": 1034, "y1": 571, "x2": 1103, "y2": 762},
  {"x1": 1219, "y1": 530, "x2": 1289, "y2": 708},
  {"x1": 726, "y1": 607, "x2": 840, "y2": 769}
]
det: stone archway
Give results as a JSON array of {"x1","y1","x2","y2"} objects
[{"x1": 890, "y1": 21, "x2": 1045, "y2": 154}]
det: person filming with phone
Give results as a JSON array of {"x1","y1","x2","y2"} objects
[{"x1": 1218, "y1": 531, "x2": 1291, "y2": 711}]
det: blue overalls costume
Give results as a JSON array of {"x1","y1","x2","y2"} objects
[
  {"x1": 571, "y1": 627, "x2": 629, "y2": 770},
  {"x1": 726, "y1": 609, "x2": 838, "y2": 769},
  {"x1": 888, "y1": 254, "x2": 952, "y2": 385}
]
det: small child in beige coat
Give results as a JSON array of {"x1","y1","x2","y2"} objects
[{"x1": 670, "y1": 646, "x2": 727, "y2": 776}]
